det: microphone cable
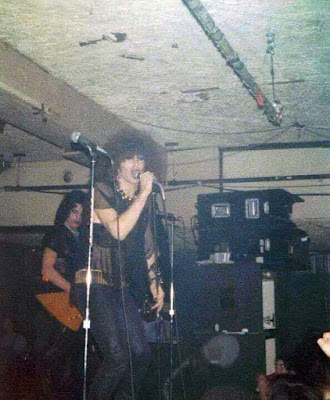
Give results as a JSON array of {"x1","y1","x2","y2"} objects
[{"x1": 111, "y1": 164, "x2": 136, "y2": 400}]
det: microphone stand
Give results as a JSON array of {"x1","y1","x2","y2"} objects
[
  {"x1": 150, "y1": 191, "x2": 162, "y2": 400},
  {"x1": 81, "y1": 146, "x2": 96, "y2": 400},
  {"x1": 150, "y1": 186, "x2": 170, "y2": 400},
  {"x1": 159, "y1": 212, "x2": 187, "y2": 400},
  {"x1": 161, "y1": 212, "x2": 177, "y2": 400},
  {"x1": 80, "y1": 147, "x2": 112, "y2": 400},
  {"x1": 168, "y1": 214, "x2": 175, "y2": 400},
  {"x1": 152, "y1": 186, "x2": 178, "y2": 400}
]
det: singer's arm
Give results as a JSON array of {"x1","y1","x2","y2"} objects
[
  {"x1": 147, "y1": 253, "x2": 165, "y2": 313},
  {"x1": 145, "y1": 215, "x2": 165, "y2": 313},
  {"x1": 95, "y1": 191, "x2": 150, "y2": 240},
  {"x1": 95, "y1": 174, "x2": 153, "y2": 240}
]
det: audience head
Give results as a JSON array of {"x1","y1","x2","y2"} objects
[
  {"x1": 289, "y1": 331, "x2": 329, "y2": 388},
  {"x1": 275, "y1": 358, "x2": 289, "y2": 375},
  {"x1": 269, "y1": 374, "x2": 323, "y2": 400}
]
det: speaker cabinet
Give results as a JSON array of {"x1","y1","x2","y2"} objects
[
  {"x1": 275, "y1": 271, "x2": 329, "y2": 355},
  {"x1": 172, "y1": 261, "x2": 267, "y2": 393},
  {"x1": 190, "y1": 261, "x2": 263, "y2": 334},
  {"x1": 171, "y1": 255, "x2": 329, "y2": 398},
  {"x1": 196, "y1": 189, "x2": 306, "y2": 264},
  {"x1": 197, "y1": 189, "x2": 301, "y2": 226}
]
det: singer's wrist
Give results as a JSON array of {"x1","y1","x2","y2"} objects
[
  {"x1": 148, "y1": 263, "x2": 164, "y2": 285},
  {"x1": 136, "y1": 190, "x2": 150, "y2": 202}
]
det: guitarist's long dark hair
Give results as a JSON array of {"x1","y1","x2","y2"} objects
[{"x1": 54, "y1": 190, "x2": 90, "y2": 226}]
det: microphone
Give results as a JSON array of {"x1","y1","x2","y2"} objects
[
  {"x1": 132, "y1": 171, "x2": 165, "y2": 198},
  {"x1": 132, "y1": 171, "x2": 142, "y2": 180},
  {"x1": 132, "y1": 171, "x2": 158, "y2": 185},
  {"x1": 71, "y1": 132, "x2": 109, "y2": 157}
]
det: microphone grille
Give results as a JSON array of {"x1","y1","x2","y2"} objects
[
  {"x1": 132, "y1": 171, "x2": 141, "y2": 179},
  {"x1": 71, "y1": 132, "x2": 81, "y2": 143}
]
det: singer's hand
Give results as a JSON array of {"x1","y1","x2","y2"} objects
[
  {"x1": 317, "y1": 332, "x2": 330, "y2": 358},
  {"x1": 139, "y1": 171, "x2": 154, "y2": 196},
  {"x1": 150, "y1": 281, "x2": 165, "y2": 313}
]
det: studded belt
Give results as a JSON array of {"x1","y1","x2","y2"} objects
[{"x1": 75, "y1": 268, "x2": 109, "y2": 285}]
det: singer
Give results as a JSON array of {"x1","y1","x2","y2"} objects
[{"x1": 73, "y1": 127, "x2": 167, "y2": 400}]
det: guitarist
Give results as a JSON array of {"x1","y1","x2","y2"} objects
[
  {"x1": 33, "y1": 190, "x2": 89, "y2": 397},
  {"x1": 41, "y1": 190, "x2": 89, "y2": 293}
]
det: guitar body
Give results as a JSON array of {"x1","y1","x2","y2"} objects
[{"x1": 36, "y1": 291, "x2": 83, "y2": 331}]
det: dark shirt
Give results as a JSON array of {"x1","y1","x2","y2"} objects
[
  {"x1": 93, "y1": 182, "x2": 154, "y2": 304},
  {"x1": 42, "y1": 225, "x2": 88, "y2": 288}
]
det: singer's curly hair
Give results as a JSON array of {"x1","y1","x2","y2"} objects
[{"x1": 95, "y1": 126, "x2": 167, "y2": 185}]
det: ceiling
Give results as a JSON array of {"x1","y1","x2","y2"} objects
[
  {"x1": 0, "y1": 0, "x2": 329, "y2": 165},
  {"x1": 0, "y1": 0, "x2": 329, "y2": 253}
]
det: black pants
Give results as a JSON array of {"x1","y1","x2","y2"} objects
[
  {"x1": 32, "y1": 307, "x2": 84, "y2": 396},
  {"x1": 75, "y1": 283, "x2": 151, "y2": 400}
]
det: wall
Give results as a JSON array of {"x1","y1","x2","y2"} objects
[
  {"x1": 164, "y1": 146, "x2": 330, "y2": 252},
  {"x1": 0, "y1": 159, "x2": 89, "y2": 226},
  {"x1": 0, "y1": 146, "x2": 329, "y2": 250}
]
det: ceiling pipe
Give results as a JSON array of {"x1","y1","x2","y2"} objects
[{"x1": 182, "y1": 0, "x2": 282, "y2": 125}]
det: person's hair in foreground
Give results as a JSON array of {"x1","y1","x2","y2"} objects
[{"x1": 268, "y1": 374, "x2": 323, "y2": 400}]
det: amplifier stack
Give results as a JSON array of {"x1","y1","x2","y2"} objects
[{"x1": 196, "y1": 189, "x2": 309, "y2": 269}]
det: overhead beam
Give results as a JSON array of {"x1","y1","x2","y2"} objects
[
  {"x1": 3, "y1": 184, "x2": 89, "y2": 193},
  {"x1": 0, "y1": 80, "x2": 70, "y2": 149},
  {"x1": 0, "y1": 40, "x2": 131, "y2": 163},
  {"x1": 218, "y1": 140, "x2": 330, "y2": 153},
  {"x1": 3, "y1": 174, "x2": 330, "y2": 193},
  {"x1": 168, "y1": 173, "x2": 330, "y2": 186}
]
